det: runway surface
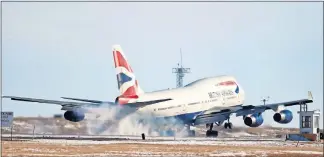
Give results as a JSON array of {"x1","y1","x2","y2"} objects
[
  {"x1": 2, "y1": 134, "x2": 323, "y2": 157},
  {"x1": 1, "y1": 133, "x2": 284, "y2": 141}
]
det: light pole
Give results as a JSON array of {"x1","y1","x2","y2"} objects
[{"x1": 261, "y1": 96, "x2": 270, "y2": 105}]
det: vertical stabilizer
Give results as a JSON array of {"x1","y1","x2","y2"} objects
[{"x1": 112, "y1": 45, "x2": 144, "y2": 98}]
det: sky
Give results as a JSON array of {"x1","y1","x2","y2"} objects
[{"x1": 2, "y1": 2, "x2": 323, "y2": 129}]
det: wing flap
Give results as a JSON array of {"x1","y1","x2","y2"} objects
[
  {"x1": 193, "y1": 107, "x2": 241, "y2": 125},
  {"x1": 235, "y1": 107, "x2": 267, "y2": 117},
  {"x1": 194, "y1": 113, "x2": 230, "y2": 125}
]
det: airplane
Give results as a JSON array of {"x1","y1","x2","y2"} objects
[{"x1": 2, "y1": 45, "x2": 314, "y2": 137}]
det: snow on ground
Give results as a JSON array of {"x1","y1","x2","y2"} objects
[
  {"x1": 1, "y1": 133, "x2": 279, "y2": 141},
  {"x1": 3, "y1": 138, "x2": 323, "y2": 157},
  {"x1": 209, "y1": 150, "x2": 324, "y2": 156},
  {"x1": 281, "y1": 150, "x2": 323, "y2": 155},
  {"x1": 222, "y1": 131, "x2": 256, "y2": 137},
  {"x1": 64, "y1": 123, "x2": 76, "y2": 129},
  {"x1": 209, "y1": 151, "x2": 251, "y2": 157},
  {"x1": 30, "y1": 138, "x2": 323, "y2": 148}
]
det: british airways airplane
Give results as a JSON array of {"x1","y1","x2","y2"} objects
[{"x1": 2, "y1": 45, "x2": 314, "y2": 137}]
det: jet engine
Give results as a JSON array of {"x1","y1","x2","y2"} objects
[
  {"x1": 243, "y1": 113, "x2": 264, "y2": 127},
  {"x1": 64, "y1": 110, "x2": 85, "y2": 122},
  {"x1": 273, "y1": 109, "x2": 293, "y2": 124}
]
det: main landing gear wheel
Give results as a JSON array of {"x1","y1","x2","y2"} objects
[
  {"x1": 206, "y1": 130, "x2": 218, "y2": 137},
  {"x1": 224, "y1": 117, "x2": 233, "y2": 129},
  {"x1": 224, "y1": 122, "x2": 233, "y2": 129},
  {"x1": 206, "y1": 123, "x2": 218, "y2": 137}
]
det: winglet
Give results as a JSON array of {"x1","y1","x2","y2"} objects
[{"x1": 308, "y1": 91, "x2": 313, "y2": 100}]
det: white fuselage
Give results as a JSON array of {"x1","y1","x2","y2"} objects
[{"x1": 134, "y1": 75, "x2": 245, "y2": 123}]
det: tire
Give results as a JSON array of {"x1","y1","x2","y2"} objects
[
  {"x1": 224, "y1": 122, "x2": 228, "y2": 129},
  {"x1": 228, "y1": 123, "x2": 232, "y2": 129},
  {"x1": 206, "y1": 130, "x2": 218, "y2": 137}
]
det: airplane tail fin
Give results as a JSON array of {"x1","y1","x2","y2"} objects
[{"x1": 112, "y1": 45, "x2": 144, "y2": 99}]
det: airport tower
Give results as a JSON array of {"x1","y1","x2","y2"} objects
[{"x1": 172, "y1": 49, "x2": 191, "y2": 88}]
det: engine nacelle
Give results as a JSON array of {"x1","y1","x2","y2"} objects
[
  {"x1": 273, "y1": 109, "x2": 293, "y2": 124},
  {"x1": 64, "y1": 110, "x2": 85, "y2": 122},
  {"x1": 244, "y1": 113, "x2": 264, "y2": 127}
]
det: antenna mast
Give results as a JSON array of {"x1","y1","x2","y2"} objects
[
  {"x1": 261, "y1": 96, "x2": 270, "y2": 105},
  {"x1": 172, "y1": 48, "x2": 191, "y2": 88}
]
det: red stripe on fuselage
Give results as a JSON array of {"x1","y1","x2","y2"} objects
[{"x1": 218, "y1": 81, "x2": 236, "y2": 86}]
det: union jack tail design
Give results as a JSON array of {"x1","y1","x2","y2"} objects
[{"x1": 112, "y1": 45, "x2": 144, "y2": 100}]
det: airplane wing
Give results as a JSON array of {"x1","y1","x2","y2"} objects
[
  {"x1": 2, "y1": 96, "x2": 172, "y2": 111},
  {"x1": 60, "y1": 97, "x2": 104, "y2": 103},
  {"x1": 193, "y1": 91, "x2": 313, "y2": 125},
  {"x1": 61, "y1": 96, "x2": 172, "y2": 109},
  {"x1": 1, "y1": 96, "x2": 110, "y2": 111}
]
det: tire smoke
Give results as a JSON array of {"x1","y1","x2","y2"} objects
[{"x1": 84, "y1": 104, "x2": 189, "y2": 137}]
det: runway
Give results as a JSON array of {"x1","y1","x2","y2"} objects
[
  {"x1": 2, "y1": 134, "x2": 323, "y2": 157},
  {"x1": 1, "y1": 133, "x2": 284, "y2": 141}
]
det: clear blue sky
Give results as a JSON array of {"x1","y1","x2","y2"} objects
[{"x1": 2, "y1": 2, "x2": 323, "y2": 128}]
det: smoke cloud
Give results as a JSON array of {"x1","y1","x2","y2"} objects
[{"x1": 84, "y1": 104, "x2": 190, "y2": 137}]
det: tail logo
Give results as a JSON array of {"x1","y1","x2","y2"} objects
[
  {"x1": 117, "y1": 73, "x2": 133, "y2": 89},
  {"x1": 235, "y1": 85, "x2": 240, "y2": 94},
  {"x1": 113, "y1": 45, "x2": 144, "y2": 97}
]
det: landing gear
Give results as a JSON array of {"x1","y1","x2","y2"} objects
[
  {"x1": 206, "y1": 123, "x2": 218, "y2": 137},
  {"x1": 206, "y1": 130, "x2": 218, "y2": 137},
  {"x1": 186, "y1": 125, "x2": 195, "y2": 137},
  {"x1": 215, "y1": 121, "x2": 222, "y2": 126},
  {"x1": 224, "y1": 118, "x2": 233, "y2": 129},
  {"x1": 224, "y1": 122, "x2": 233, "y2": 129}
]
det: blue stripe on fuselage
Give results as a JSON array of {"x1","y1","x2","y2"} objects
[
  {"x1": 155, "y1": 111, "x2": 203, "y2": 124},
  {"x1": 152, "y1": 104, "x2": 244, "y2": 124}
]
